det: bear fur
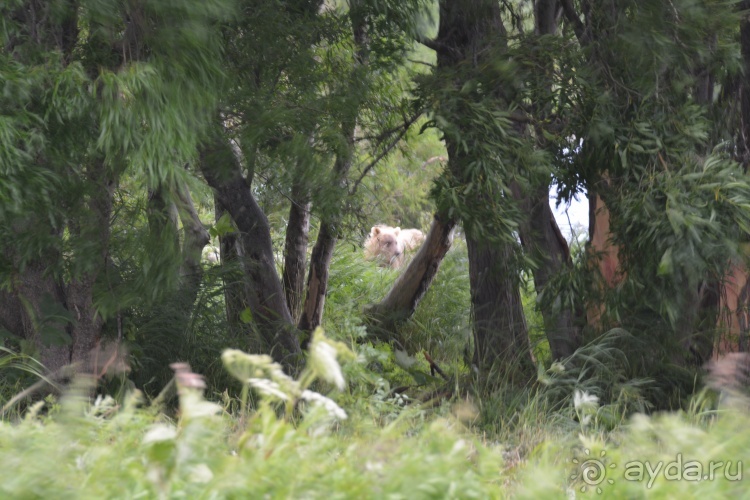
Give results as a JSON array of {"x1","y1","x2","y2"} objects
[
  {"x1": 202, "y1": 245, "x2": 220, "y2": 264},
  {"x1": 364, "y1": 225, "x2": 425, "y2": 269}
]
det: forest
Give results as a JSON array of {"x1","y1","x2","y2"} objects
[{"x1": 2, "y1": 0, "x2": 750, "y2": 497}]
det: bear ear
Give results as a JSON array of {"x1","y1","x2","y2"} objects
[
  {"x1": 394, "y1": 227, "x2": 401, "y2": 235},
  {"x1": 372, "y1": 227, "x2": 381, "y2": 236}
]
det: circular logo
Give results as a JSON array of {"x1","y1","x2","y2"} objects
[{"x1": 570, "y1": 448, "x2": 616, "y2": 494}]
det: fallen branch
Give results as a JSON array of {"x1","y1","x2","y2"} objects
[{"x1": 423, "y1": 351, "x2": 449, "y2": 381}]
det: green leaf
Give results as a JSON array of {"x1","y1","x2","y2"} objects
[
  {"x1": 657, "y1": 248, "x2": 673, "y2": 276},
  {"x1": 239, "y1": 308, "x2": 253, "y2": 324},
  {"x1": 210, "y1": 212, "x2": 235, "y2": 237}
]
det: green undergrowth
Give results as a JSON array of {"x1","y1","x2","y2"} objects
[
  {"x1": 323, "y1": 237, "x2": 473, "y2": 389},
  {"x1": 519, "y1": 395, "x2": 749, "y2": 498},
  {"x1": 1, "y1": 234, "x2": 747, "y2": 499},
  {"x1": 1, "y1": 330, "x2": 748, "y2": 499}
]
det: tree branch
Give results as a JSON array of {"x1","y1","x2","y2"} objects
[
  {"x1": 408, "y1": 58, "x2": 435, "y2": 69},
  {"x1": 424, "y1": 351, "x2": 449, "y2": 381},
  {"x1": 501, "y1": 0, "x2": 525, "y2": 34},
  {"x1": 560, "y1": 0, "x2": 588, "y2": 45},
  {"x1": 349, "y1": 112, "x2": 423, "y2": 195},
  {"x1": 418, "y1": 35, "x2": 441, "y2": 53},
  {"x1": 420, "y1": 156, "x2": 447, "y2": 169},
  {"x1": 355, "y1": 109, "x2": 425, "y2": 143}
]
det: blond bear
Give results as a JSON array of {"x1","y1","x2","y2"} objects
[{"x1": 364, "y1": 225, "x2": 425, "y2": 269}]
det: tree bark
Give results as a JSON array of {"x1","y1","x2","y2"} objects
[
  {"x1": 282, "y1": 183, "x2": 311, "y2": 322},
  {"x1": 147, "y1": 186, "x2": 179, "y2": 245},
  {"x1": 365, "y1": 215, "x2": 456, "y2": 335},
  {"x1": 298, "y1": 221, "x2": 336, "y2": 333},
  {"x1": 509, "y1": 0, "x2": 582, "y2": 361},
  {"x1": 515, "y1": 185, "x2": 580, "y2": 360},
  {"x1": 3, "y1": 259, "x2": 71, "y2": 372},
  {"x1": 0, "y1": 162, "x2": 115, "y2": 372},
  {"x1": 174, "y1": 179, "x2": 211, "y2": 293},
  {"x1": 215, "y1": 195, "x2": 247, "y2": 327},
  {"x1": 142, "y1": 177, "x2": 212, "y2": 347},
  {"x1": 200, "y1": 136, "x2": 301, "y2": 366},
  {"x1": 147, "y1": 184, "x2": 181, "y2": 288},
  {"x1": 687, "y1": 31, "x2": 722, "y2": 364},
  {"x1": 0, "y1": 1, "x2": 135, "y2": 374},
  {"x1": 467, "y1": 233, "x2": 533, "y2": 379},
  {"x1": 738, "y1": 1, "x2": 750, "y2": 169},
  {"x1": 534, "y1": 0, "x2": 562, "y2": 35},
  {"x1": 67, "y1": 162, "x2": 115, "y2": 364}
]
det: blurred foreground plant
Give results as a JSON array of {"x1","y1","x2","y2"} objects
[{"x1": 222, "y1": 327, "x2": 354, "y2": 421}]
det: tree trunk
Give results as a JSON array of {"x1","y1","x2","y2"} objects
[
  {"x1": 297, "y1": 4, "x2": 366, "y2": 335},
  {"x1": 174, "y1": 179, "x2": 211, "y2": 293},
  {"x1": 672, "y1": 278, "x2": 719, "y2": 365},
  {"x1": 147, "y1": 184, "x2": 181, "y2": 289},
  {"x1": 147, "y1": 185, "x2": 180, "y2": 249},
  {"x1": 142, "y1": 177, "x2": 212, "y2": 347},
  {"x1": 431, "y1": 0, "x2": 533, "y2": 378},
  {"x1": 297, "y1": 134, "x2": 357, "y2": 336},
  {"x1": 282, "y1": 183, "x2": 311, "y2": 322},
  {"x1": 200, "y1": 136, "x2": 301, "y2": 366},
  {"x1": 534, "y1": 0, "x2": 562, "y2": 35},
  {"x1": 687, "y1": 32, "x2": 721, "y2": 364},
  {"x1": 298, "y1": 221, "x2": 336, "y2": 333},
  {"x1": 467, "y1": 233, "x2": 533, "y2": 378},
  {"x1": 6, "y1": 259, "x2": 71, "y2": 372},
  {"x1": 365, "y1": 215, "x2": 456, "y2": 335},
  {"x1": 514, "y1": 185, "x2": 581, "y2": 360},
  {"x1": 0, "y1": 1, "x2": 110, "y2": 373},
  {"x1": 694, "y1": 280, "x2": 720, "y2": 361},
  {"x1": 514, "y1": 0, "x2": 581, "y2": 361},
  {"x1": 67, "y1": 162, "x2": 115, "y2": 364},
  {"x1": 215, "y1": 195, "x2": 247, "y2": 327},
  {"x1": 296, "y1": 140, "x2": 354, "y2": 337},
  {"x1": 66, "y1": 278, "x2": 103, "y2": 365},
  {"x1": 0, "y1": 162, "x2": 115, "y2": 373},
  {"x1": 738, "y1": 1, "x2": 750, "y2": 169}
]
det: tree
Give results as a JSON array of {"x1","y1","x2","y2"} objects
[
  {"x1": 0, "y1": 0, "x2": 230, "y2": 372},
  {"x1": 368, "y1": 1, "x2": 583, "y2": 372},
  {"x1": 559, "y1": 0, "x2": 750, "y2": 390},
  {"x1": 423, "y1": 0, "x2": 536, "y2": 378},
  {"x1": 8, "y1": 0, "x2": 750, "y2": 405},
  {"x1": 208, "y1": 0, "x2": 431, "y2": 353}
]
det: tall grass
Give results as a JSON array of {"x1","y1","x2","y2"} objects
[{"x1": 0, "y1": 333, "x2": 746, "y2": 498}]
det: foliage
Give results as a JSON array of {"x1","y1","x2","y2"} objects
[
  {"x1": 0, "y1": 338, "x2": 748, "y2": 498},
  {"x1": 519, "y1": 394, "x2": 748, "y2": 498},
  {"x1": 0, "y1": 334, "x2": 507, "y2": 498},
  {"x1": 4, "y1": 1, "x2": 750, "y2": 497},
  {"x1": 607, "y1": 154, "x2": 750, "y2": 322},
  {"x1": 0, "y1": 0, "x2": 231, "y2": 274}
]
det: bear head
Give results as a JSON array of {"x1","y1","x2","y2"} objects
[{"x1": 364, "y1": 226, "x2": 406, "y2": 268}]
